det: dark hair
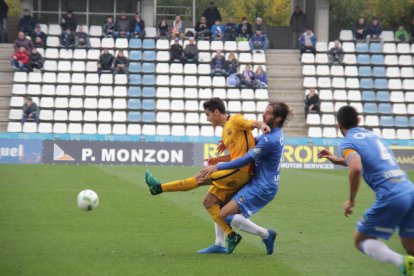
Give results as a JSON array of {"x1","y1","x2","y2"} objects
[
  {"x1": 337, "y1": 105, "x2": 359, "y2": 129},
  {"x1": 26, "y1": 97, "x2": 32, "y2": 101},
  {"x1": 24, "y1": 9, "x2": 29, "y2": 12},
  {"x1": 268, "y1": 102, "x2": 293, "y2": 127},
  {"x1": 203, "y1": 97, "x2": 226, "y2": 114}
]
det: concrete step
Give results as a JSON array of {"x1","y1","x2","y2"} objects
[
  {"x1": 0, "y1": 110, "x2": 8, "y2": 122},
  {"x1": 0, "y1": 60, "x2": 13, "y2": 70},
  {"x1": 266, "y1": 55, "x2": 301, "y2": 65},
  {"x1": 267, "y1": 66, "x2": 302, "y2": 78},
  {"x1": 0, "y1": 72, "x2": 13, "y2": 84},
  {"x1": 0, "y1": 98, "x2": 10, "y2": 108},
  {"x1": 0, "y1": 49, "x2": 13, "y2": 58},
  {"x1": 268, "y1": 78, "x2": 303, "y2": 90},
  {"x1": 0, "y1": 122, "x2": 7, "y2": 131}
]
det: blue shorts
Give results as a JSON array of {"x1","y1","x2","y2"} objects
[
  {"x1": 232, "y1": 179, "x2": 277, "y2": 218},
  {"x1": 357, "y1": 190, "x2": 414, "y2": 240}
]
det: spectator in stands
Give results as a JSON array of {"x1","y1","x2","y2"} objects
[
  {"x1": 21, "y1": 97, "x2": 39, "y2": 125},
  {"x1": 113, "y1": 50, "x2": 129, "y2": 76},
  {"x1": 61, "y1": 10, "x2": 77, "y2": 32},
  {"x1": 249, "y1": 29, "x2": 268, "y2": 51},
  {"x1": 10, "y1": 46, "x2": 29, "y2": 71},
  {"x1": 0, "y1": 0, "x2": 9, "y2": 43},
  {"x1": 103, "y1": 16, "x2": 116, "y2": 38},
  {"x1": 304, "y1": 88, "x2": 320, "y2": 118},
  {"x1": 410, "y1": 18, "x2": 414, "y2": 44},
  {"x1": 252, "y1": 17, "x2": 269, "y2": 49},
  {"x1": 224, "y1": 16, "x2": 238, "y2": 41},
  {"x1": 239, "y1": 64, "x2": 255, "y2": 88},
  {"x1": 210, "y1": 50, "x2": 226, "y2": 76},
  {"x1": 169, "y1": 38, "x2": 185, "y2": 63},
  {"x1": 114, "y1": 12, "x2": 131, "y2": 39},
  {"x1": 202, "y1": 1, "x2": 222, "y2": 28},
  {"x1": 395, "y1": 25, "x2": 409, "y2": 42},
  {"x1": 290, "y1": 5, "x2": 307, "y2": 49},
  {"x1": 224, "y1": 52, "x2": 239, "y2": 76},
  {"x1": 97, "y1": 48, "x2": 114, "y2": 75},
  {"x1": 60, "y1": 28, "x2": 75, "y2": 49},
  {"x1": 132, "y1": 14, "x2": 145, "y2": 38},
  {"x1": 183, "y1": 37, "x2": 198, "y2": 64},
  {"x1": 170, "y1": 15, "x2": 184, "y2": 40},
  {"x1": 158, "y1": 18, "x2": 169, "y2": 39},
  {"x1": 367, "y1": 18, "x2": 383, "y2": 42},
  {"x1": 227, "y1": 73, "x2": 240, "y2": 87},
  {"x1": 31, "y1": 24, "x2": 47, "y2": 48},
  {"x1": 254, "y1": 65, "x2": 268, "y2": 88},
  {"x1": 237, "y1": 16, "x2": 252, "y2": 41},
  {"x1": 299, "y1": 29, "x2": 317, "y2": 54},
  {"x1": 328, "y1": 40, "x2": 344, "y2": 65},
  {"x1": 211, "y1": 20, "x2": 225, "y2": 41},
  {"x1": 27, "y1": 47, "x2": 43, "y2": 72},
  {"x1": 18, "y1": 9, "x2": 37, "y2": 36},
  {"x1": 353, "y1": 17, "x2": 368, "y2": 41},
  {"x1": 195, "y1": 16, "x2": 210, "y2": 40},
  {"x1": 14, "y1": 31, "x2": 34, "y2": 51},
  {"x1": 74, "y1": 25, "x2": 91, "y2": 49}
]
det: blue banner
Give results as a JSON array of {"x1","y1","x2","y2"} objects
[{"x1": 0, "y1": 138, "x2": 43, "y2": 164}]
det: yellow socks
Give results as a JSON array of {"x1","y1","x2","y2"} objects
[
  {"x1": 161, "y1": 177, "x2": 198, "y2": 192},
  {"x1": 207, "y1": 204, "x2": 233, "y2": 236}
]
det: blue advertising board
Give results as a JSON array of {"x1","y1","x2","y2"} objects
[{"x1": 0, "y1": 138, "x2": 43, "y2": 164}]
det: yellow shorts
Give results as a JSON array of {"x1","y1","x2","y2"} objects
[{"x1": 208, "y1": 169, "x2": 251, "y2": 202}]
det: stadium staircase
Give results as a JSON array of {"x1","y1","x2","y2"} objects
[
  {"x1": 0, "y1": 44, "x2": 13, "y2": 131},
  {"x1": 266, "y1": 49, "x2": 306, "y2": 136}
]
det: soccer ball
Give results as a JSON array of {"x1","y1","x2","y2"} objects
[{"x1": 77, "y1": 189, "x2": 99, "y2": 211}]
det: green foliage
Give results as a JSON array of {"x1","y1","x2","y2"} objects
[
  {"x1": 330, "y1": 0, "x2": 414, "y2": 29},
  {"x1": 5, "y1": 0, "x2": 20, "y2": 17},
  {"x1": 1, "y1": 164, "x2": 411, "y2": 275}
]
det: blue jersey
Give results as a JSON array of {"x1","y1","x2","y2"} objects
[
  {"x1": 339, "y1": 127, "x2": 414, "y2": 201},
  {"x1": 248, "y1": 127, "x2": 284, "y2": 192}
]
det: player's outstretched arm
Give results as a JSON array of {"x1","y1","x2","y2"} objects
[
  {"x1": 343, "y1": 154, "x2": 362, "y2": 217},
  {"x1": 317, "y1": 148, "x2": 347, "y2": 166},
  {"x1": 252, "y1": 121, "x2": 270, "y2": 134},
  {"x1": 200, "y1": 153, "x2": 254, "y2": 178}
]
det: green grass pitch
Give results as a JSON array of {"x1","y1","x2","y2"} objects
[{"x1": 0, "y1": 164, "x2": 412, "y2": 275}]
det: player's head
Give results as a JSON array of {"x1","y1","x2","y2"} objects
[
  {"x1": 203, "y1": 97, "x2": 226, "y2": 127},
  {"x1": 337, "y1": 105, "x2": 359, "y2": 134},
  {"x1": 265, "y1": 102, "x2": 293, "y2": 128}
]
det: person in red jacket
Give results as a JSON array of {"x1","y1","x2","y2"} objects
[{"x1": 11, "y1": 46, "x2": 29, "y2": 71}]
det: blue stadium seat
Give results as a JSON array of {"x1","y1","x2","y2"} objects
[
  {"x1": 129, "y1": 50, "x2": 142, "y2": 61},
  {"x1": 380, "y1": 116, "x2": 394, "y2": 127},
  {"x1": 129, "y1": 39, "x2": 142, "y2": 49},
  {"x1": 142, "y1": 63, "x2": 155, "y2": 73},
  {"x1": 369, "y1": 43, "x2": 382, "y2": 53},
  {"x1": 142, "y1": 87, "x2": 156, "y2": 98},
  {"x1": 410, "y1": 116, "x2": 414, "y2": 127},
  {"x1": 127, "y1": 99, "x2": 141, "y2": 110},
  {"x1": 142, "y1": 39, "x2": 156, "y2": 49},
  {"x1": 360, "y1": 78, "x2": 374, "y2": 89},
  {"x1": 128, "y1": 86, "x2": 141, "y2": 97},
  {"x1": 128, "y1": 111, "x2": 141, "y2": 122},
  {"x1": 358, "y1": 66, "x2": 372, "y2": 77},
  {"x1": 356, "y1": 43, "x2": 369, "y2": 53},
  {"x1": 142, "y1": 99, "x2": 155, "y2": 110},
  {"x1": 395, "y1": 116, "x2": 409, "y2": 128},
  {"x1": 128, "y1": 62, "x2": 142, "y2": 73},
  {"x1": 362, "y1": 90, "x2": 376, "y2": 102},
  {"x1": 376, "y1": 91, "x2": 390, "y2": 102},
  {"x1": 142, "y1": 75, "x2": 156, "y2": 86},
  {"x1": 363, "y1": 103, "x2": 378, "y2": 114},
  {"x1": 371, "y1": 54, "x2": 384, "y2": 65},
  {"x1": 372, "y1": 67, "x2": 385, "y2": 77},
  {"x1": 142, "y1": 111, "x2": 156, "y2": 123},
  {"x1": 129, "y1": 74, "x2": 142, "y2": 85},
  {"x1": 378, "y1": 103, "x2": 392, "y2": 114},
  {"x1": 143, "y1": 51, "x2": 156, "y2": 61},
  {"x1": 357, "y1": 54, "x2": 370, "y2": 65},
  {"x1": 374, "y1": 79, "x2": 388, "y2": 90}
]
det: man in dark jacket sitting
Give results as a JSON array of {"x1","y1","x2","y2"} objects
[
  {"x1": 114, "y1": 12, "x2": 131, "y2": 39},
  {"x1": 113, "y1": 50, "x2": 129, "y2": 76},
  {"x1": 21, "y1": 97, "x2": 40, "y2": 125},
  {"x1": 210, "y1": 50, "x2": 226, "y2": 76},
  {"x1": 60, "y1": 28, "x2": 75, "y2": 49},
  {"x1": 170, "y1": 38, "x2": 185, "y2": 64},
  {"x1": 18, "y1": 9, "x2": 37, "y2": 36},
  {"x1": 27, "y1": 47, "x2": 43, "y2": 72},
  {"x1": 304, "y1": 88, "x2": 320, "y2": 118},
  {"x1": 183, "y1": 37, "x2": 198, "y2": 64},
  {"x1": 74, "y1": 25, "x2": 91, "y2": 48},
  {"x1": 31, "y1": 24, "x2": 47, "y2": 48},
  {"x1": 131, "y1": 14, "x2": 145, "y2": 38},
  {"x1": 61, "y1": 10, "x2": 77, "y2": 32},
  {"x1": 97, "y1": 48, "x2": 114, "y2": 75}
]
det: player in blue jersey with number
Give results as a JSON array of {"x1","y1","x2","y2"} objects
[
  {"x1": 200, "y1": 102, "x2": 292, "y2": 254},
  {"x1": 318, "y1": 105, "x2": 414, "y2": 276}
]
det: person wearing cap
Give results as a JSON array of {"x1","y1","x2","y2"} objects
[
  {"x1": 170, "y1": 38, "x2": 185, "y2": 64},
  {"x1": 18, "y1": 9, "x2": 37, "y2": 36},
  {"x1": 183, "y1": 37, "x2": 199, "y2": 64},
  {"x1": 132, "y1": 14, "x2": 146, "y2": 38},
  {"x1": 202, "y1": 1, "x2": 222, "y2": 28},
  {"x1": 31, "y1": 24, "x2": 47, "y2": 49}
]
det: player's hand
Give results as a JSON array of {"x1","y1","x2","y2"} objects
[
  {"x1": 217, "y1": 141, "x2": 226, "y2": 155},
  {"x1": 343, "y1": 200, "x2": 354, "y2": 217},
  {"x1": 200, "y1": 165, "x2": 218, "y2": 178},
  {"x1": 318, "y1": 148, "x2": 339, "y2": 163},
  {"x1": 261, "y1": 123, "x2": 271, "y2": 134}
]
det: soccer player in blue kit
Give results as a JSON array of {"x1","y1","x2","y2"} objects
[
  {"x1": 201, "y1": 102, "x2": 292, "y2": 254},
  {"x1": 318, "y1": 105, "x2": 414, "y2": 275}
]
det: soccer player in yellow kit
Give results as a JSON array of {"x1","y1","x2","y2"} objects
[{"x1": 145, "y1": 97, "x2": 269, "y2": 253}]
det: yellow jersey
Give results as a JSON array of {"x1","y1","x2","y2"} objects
[{"x1": 221, "y1": 114, "x2": 255, "y2": 173}]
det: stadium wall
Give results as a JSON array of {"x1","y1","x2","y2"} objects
[{"x1": 1, "y1": 132, "x2": 413, "y2": 170}]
